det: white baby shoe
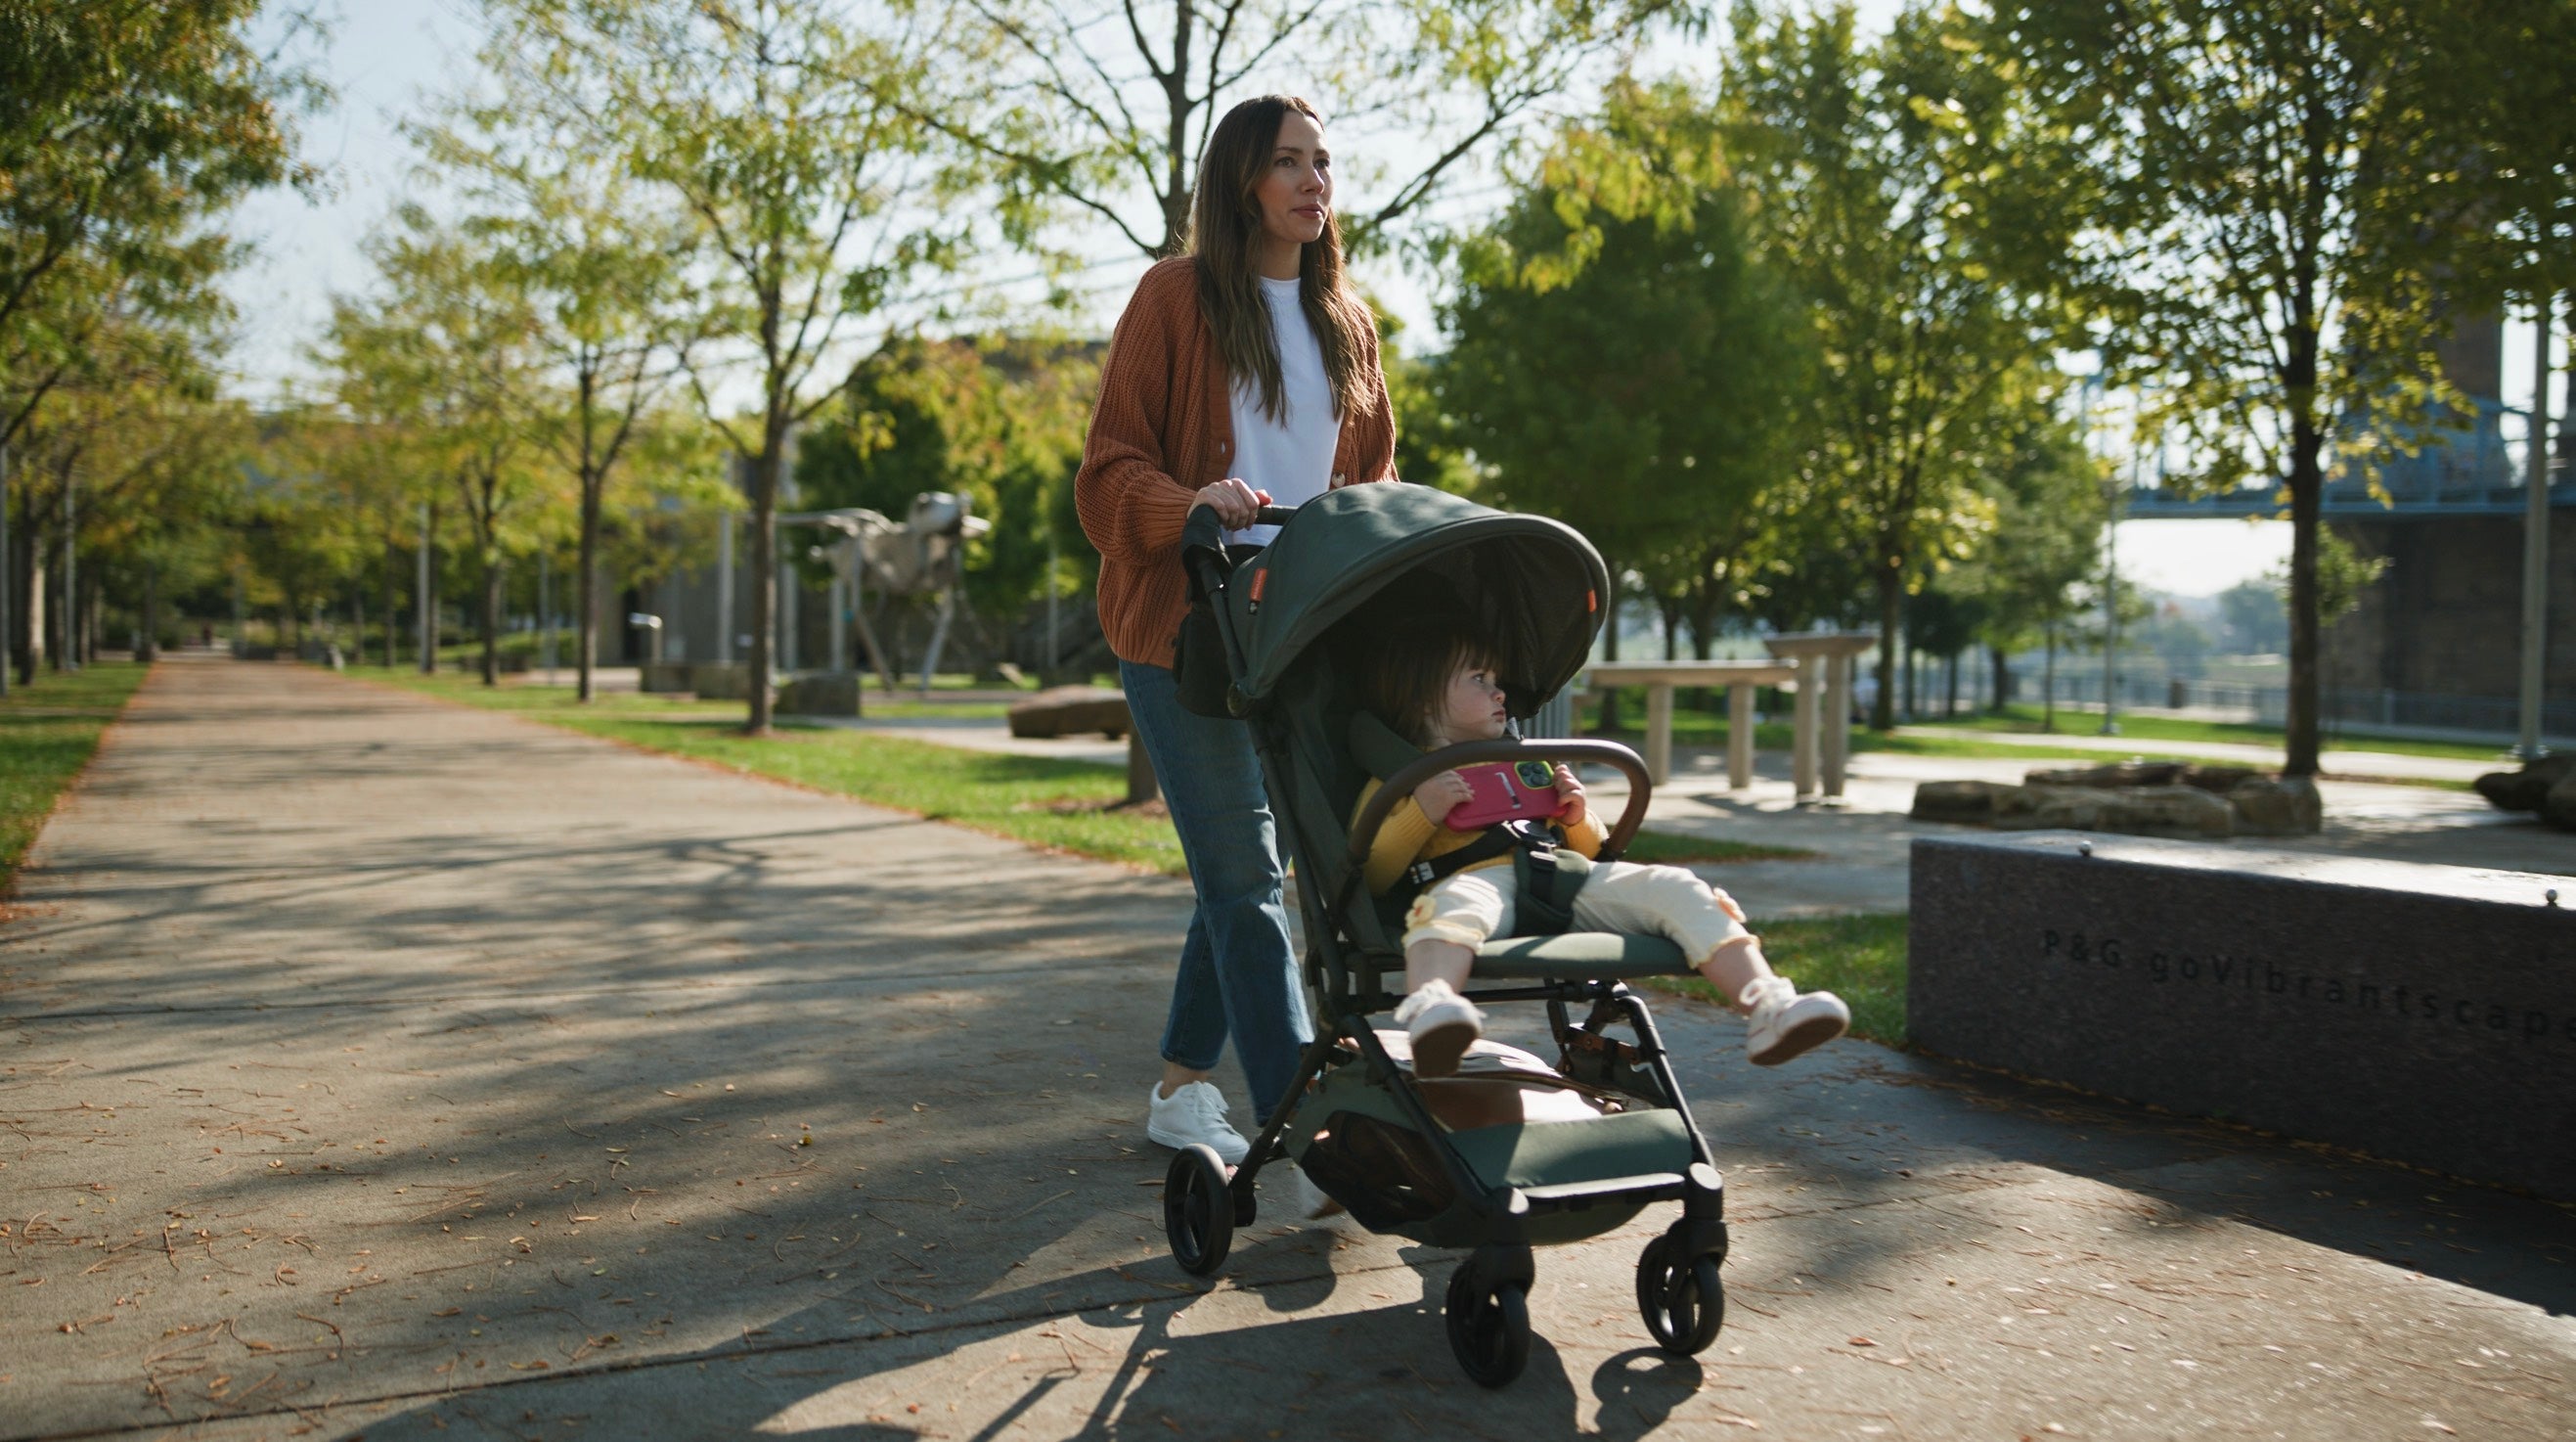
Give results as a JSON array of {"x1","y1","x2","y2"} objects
[{"x1": 1741, "y1": 976, "x2": 1850, "y2": 1066}]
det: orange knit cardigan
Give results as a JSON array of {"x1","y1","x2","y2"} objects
[{"x1": 1075, "y1": 255, "x2": 1399, "y2": 668}]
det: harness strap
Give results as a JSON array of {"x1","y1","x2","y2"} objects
[{"x1": 1399, "y1": 820, "x2": 1558, "y2": 894}]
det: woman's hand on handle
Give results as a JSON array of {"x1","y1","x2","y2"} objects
[{"x1": 1189, "y1": 478, "x2": 1270, "y2": 528}]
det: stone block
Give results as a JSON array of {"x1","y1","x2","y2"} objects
[
  {"x1": 2025, "y1": 761, "x2": 2190, "y2": 789},
  {"x1": 639, "y1": 661, "x2": 693, "y2": 694},
  {"x1": 1909, "y1": 832, "x2": 2576, "y2": 1199},
  {"x1": 2546, "y1": 772, "x2": 2576, "y2": 832},
  {"x1": 1911, "y1": 779, "x2": 2012, "y2": 824},
  {"x1": 1993, "y1": 783, "x2": 2235, "y2": 838},
  {"x1": 688, "y1": 661, "x2": 752, "y2": 700},
  {"x1": 777, "y1": 671, "x2": 861, "y2": 716},
  {"x1": 1008, "y1": 686, "x2": 1132, "y2": 740},
  {"x1": 2477, "y1": 753, "x2": 2576, "y2": 814},
  {"x1": 2227, "y1": 776, "x2": 2322, "y2": 835}
]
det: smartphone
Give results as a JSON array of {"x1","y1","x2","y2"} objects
[{"x1": 1443, "y1": 758, "x2": 1566, "y2": 831}]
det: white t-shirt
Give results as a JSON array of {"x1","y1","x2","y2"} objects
[{"x1": 1224, "y1": 275, "x2": 1342, "y2": 546}]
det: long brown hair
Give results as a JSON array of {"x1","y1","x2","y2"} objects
[{"x1": 1189, "y1": 95, "x2": 1380, "y2": 426}]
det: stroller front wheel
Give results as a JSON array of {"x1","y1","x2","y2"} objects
[
  {"x1": 1164, "y1": 1145, "x2": 1235, "y2": 1277},
  {"x1": 1635, "y1": 1235, "x2": 1725, "y2": 1354},
  {"x1": 1444, "y1": 1264, "x2": 1532, "y2": 1388}
]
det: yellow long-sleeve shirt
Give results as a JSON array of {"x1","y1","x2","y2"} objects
[{"x1": 1351, "y1": 775, "x2": 1609, "y2": 897}]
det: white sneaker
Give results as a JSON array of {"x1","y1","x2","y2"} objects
[
  {"x1": 1145, "y1": 1081, "x2": 1250, "y2": 1165},
  {"x1": 1395, "y1": 978, "x2": 1485, "y2": 1079},
  {"x1": 1740, "y1": 976, "x2": 1849, "y2": 1065},
  {"x1": 1270, "y1": 1163, "x2": 1346, "y2": 1226}
]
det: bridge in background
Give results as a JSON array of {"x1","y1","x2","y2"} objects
[{"x1": 2122, "y1": 395, "x2": 2576, "y2": 518}]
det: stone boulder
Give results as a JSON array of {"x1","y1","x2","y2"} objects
[
  {"x1": 2025, "y1": 761, "x2": 2190, "y2": 789},
  {"x1": 2546, "y1": 770, "x2": 2576, "y2": 831},
  {"x1": 1993, "y1": 783, "x2": 2236, "y2": 838},
  {"x1": 2475, "y1": 753, "x2": 2576, "y2": 816},
  {"x1": 2226, "y1": 775, "x2": 2323, "y2": 835},
  {"x1": 2024, "y1": 760, "x2": 2264, "y2": 794},
  {"x1": 777, "y1": 672, "x2": 861, "y2": 716},
  {"x1": 1909, "y1": 779, "x2": 2014, "y2": 824},
  {"x1": 1007, "y1": 686, "x2": 1133, "y2": 740}
]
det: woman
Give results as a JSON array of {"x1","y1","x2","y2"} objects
[{"x1": 1074, "y1": 94, "x2": 1399, "y2": 1162}]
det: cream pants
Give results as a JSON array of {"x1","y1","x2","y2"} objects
[{"x1": 1400, "y1": 859, "x2": 1752, "y2": 964}]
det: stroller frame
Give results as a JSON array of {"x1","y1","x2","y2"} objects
[{"x1": 1159, "y1": 498, "x2": 1730, "y2": 1387}]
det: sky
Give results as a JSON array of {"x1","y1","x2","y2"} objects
[{"x1": 238, "y1": 0, "x2": 2576, "y2": 600}]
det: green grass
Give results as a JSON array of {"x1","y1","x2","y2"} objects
[
  {"x1": 1, "y1": 661, "x2": 152, "y2": 891},
  {"x1": 360, "y1": 668, "x2": 1185, "y2": 872},
  {"x1": 1906, "y1": 702, "x2": 2511, "y2": 763},
  {"x1": 1642, "y1": 912, "x2": 1910, "y2": 1047}
]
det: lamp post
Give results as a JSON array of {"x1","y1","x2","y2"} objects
[{"x1": 2518, "y1": 297, "x2": 2555, "y2": 760}]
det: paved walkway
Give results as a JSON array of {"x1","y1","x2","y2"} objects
[{"x1": 3, "y1": 658, "x2": 2570, "y2": 1440}]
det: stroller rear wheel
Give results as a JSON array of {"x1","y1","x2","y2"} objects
[
  {"x1": 1635, "y1": 1235, "x2": 1725, "y2": 1354},
  {"x1": 1444, "y1": 1264, "x2": 1532, "y2": 1387},
  {"x1": 1163, "y1": 1145, "x2": 1235, "y2": 1276}
]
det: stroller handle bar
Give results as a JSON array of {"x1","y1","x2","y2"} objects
[{"x1": 1346, "y1": 738, "x2": 1655, "y2": 866}]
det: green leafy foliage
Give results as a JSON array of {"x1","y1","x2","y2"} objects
[{"x1": 1441, "y1": 79, "x2": 1814, "y2": 654}]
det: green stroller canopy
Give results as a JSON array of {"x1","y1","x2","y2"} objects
[{"x1": 1226, "y1": 484, "x2": 1611, "y2": 712}]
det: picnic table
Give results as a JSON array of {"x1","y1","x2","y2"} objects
[{"x1": 1581, "y1": 630, "x2": 1876, "y2": 800}]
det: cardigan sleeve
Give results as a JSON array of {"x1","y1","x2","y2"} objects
[{"x1": 1075, "y1": 267, "x2": 1201, "y2": 567}]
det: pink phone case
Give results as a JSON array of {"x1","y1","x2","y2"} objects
[{"x1": 1443, "y1": 760, "x2": 1565, "y2": 831}]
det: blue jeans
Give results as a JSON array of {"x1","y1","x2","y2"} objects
[{"x1": 1120, "y1": 657, "x2": 1311, "y2": 1123}]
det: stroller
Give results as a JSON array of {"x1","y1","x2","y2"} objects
[{"x1": 1161, "y1": 484, "x2": 1729, "y2": 1387}]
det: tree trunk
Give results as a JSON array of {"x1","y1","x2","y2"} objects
[
  {"x1": 578, "y1": 467, "x2": 601, "y2": 703},
  {"x1": 1598, "y1": 566, "x2": 1621, "y2": 733},
  {"x1": 1873, "y1": 558, "x2": 1901, "y2": 731},
  {"x1": 2284, "y1": 416, "x2": 2323, "y2": 777},
  {"x1": 479, "y1": 549, "x2": 502, "y2": 687},
  {"x1": 1988, "y1": 643, "x2": 2010, "y2": 712},
  {"x1": 2042, "y1": 623, "x2": 2059, "y2": 732},
  {"x1": 381, "y1": 541, "x2": 400, "y2": 668},
  {"x1": 11, "y1": 504, "x2": 34, "y2": 685},
  {"x1": 423, "y1": 499, "x2": 442, "y2": 673},
  {"x1": 745, "y1": 418, "x2": 782, "y2": 734},
  {"x1": 139, "y1": 560, "x2": 158, "y2": 662}
]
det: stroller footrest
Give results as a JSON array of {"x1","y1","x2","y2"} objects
[
  {"x1": 1516, "y1": 1172, "x2": 1690, "y2": 1208},
  {"x1": 1472, "y1": 932, "x2": 1692, "y2": 979}
]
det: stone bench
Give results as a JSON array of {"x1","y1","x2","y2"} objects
[{"x1": 1909, "y1": 832, "x2": 2576, "y2": 1199}]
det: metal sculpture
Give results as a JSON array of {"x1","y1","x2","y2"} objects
[{"x1": 789, "y1": 491, "x2": 991, "y2": 694}]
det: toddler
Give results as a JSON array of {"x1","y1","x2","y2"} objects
[{"x1": 1352, "y1": 614, "x2": 1850, "y2": 1077}]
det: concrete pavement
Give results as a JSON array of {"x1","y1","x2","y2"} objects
[{"x1": 2, "y1": 657, "x2": 2569, "y2": 1440}]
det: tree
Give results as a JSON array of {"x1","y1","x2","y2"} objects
[
  {"x1": 1976, "y1": 0, "x2": 2552, "y2": 775},
  {"x1": 324, "y1": 207, "x2": 548, "y2": 686},
  {"x1": 0, "y1": 0, "x2": 313, "y2": 446},
  {"x1": 2216, "y1": 577, "x2": 2288, "y2": 656},
  {"x1": 923, "y1": 0, "x2": 1703, "y2": 261},
  {"x1": 418, "y1": 71, "x2": 696, "y2": 702},
  {"x1": 1441, "y1": 80, "x2": 1812, "y2": 659},
  {"x1": 1721, "y1": 1, "x2": 2068, "y2": 731},
  {"x1": 482, "y1": 0, "x2": 971, "y2": 732},
  {"x1": 1944, "y1": 410, "x2": 2103, "y2": 720}
]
